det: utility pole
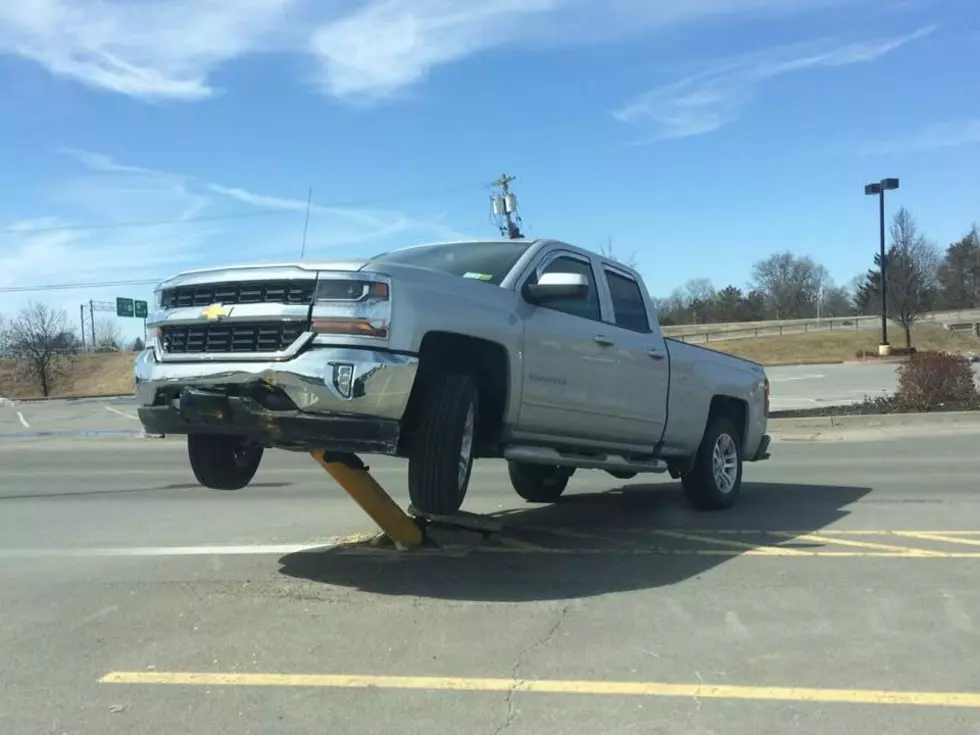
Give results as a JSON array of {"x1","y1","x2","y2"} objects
[
  {"x1": 490, "y1": 173, "x2": 523, "y2": 239},
  {"x1": 80, "y1": 304, "x2": 86, "y2": 351},
  {"x1": 89, "y1": 300, "x2": 96, "y2": 347}
]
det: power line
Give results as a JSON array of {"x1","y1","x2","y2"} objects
[
  {"x1": 0, "y1": 210, "x2": 291, "y2": 235},
  {"x1": 0, "y1": 279, "x2": 160, "y2": 294},
  {"x1": 1, "y1": 181, "x2": 485, "y2": 237}
]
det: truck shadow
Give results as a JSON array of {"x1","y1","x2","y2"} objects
[{"x1": 278, "y1": 481, "x2": 871, "y2": 602}]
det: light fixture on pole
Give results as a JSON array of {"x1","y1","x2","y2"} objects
[{"x1": 864, "y1": 177, "x2": 899, "y2": 356}]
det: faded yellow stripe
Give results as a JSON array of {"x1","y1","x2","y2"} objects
[
  {"x1": 100, "y1": 671, "x2": 980, "y2": 708},
  {"x1": 784, "y1": 533, "x2": 944, "y2": 557},
  {"x1": 649, "y1": 530, "x2": 810, "y2": 556},
  {"x1": 892, "y1": 532, "x2": 980, "y2": 548}
]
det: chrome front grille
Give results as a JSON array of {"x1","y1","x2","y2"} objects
[
  {"x1": 161, "y1": 322, "x2": 307, "y2": 354},
  {"x1": 160, "y1": 280, "x2": 315, "y2": 309}
]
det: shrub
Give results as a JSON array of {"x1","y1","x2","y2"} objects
[{"x1": 894, "y1": 351, "x2": 980, "y2": 412}]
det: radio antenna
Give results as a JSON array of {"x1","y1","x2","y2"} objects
[{"x1": 300, "y1": 186, "x2": 313, "y2": 259}]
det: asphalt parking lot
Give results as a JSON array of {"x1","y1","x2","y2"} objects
[{"x1": 2, "y1": 428, "x2": 980, "y2": 734}]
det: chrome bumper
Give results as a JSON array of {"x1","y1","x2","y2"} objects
[{"x1": 134, "y1": 346, "x2": 419, "y2": 421}]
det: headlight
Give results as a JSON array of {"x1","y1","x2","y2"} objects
[{"x1": 311, "y1": 274, "x2": 391, "y2": 340}]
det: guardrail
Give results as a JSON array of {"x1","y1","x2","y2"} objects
[{"x1": 665, "y1": 309, "x2": 980, "y2": 345}]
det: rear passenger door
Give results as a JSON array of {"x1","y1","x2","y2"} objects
[{"x1": 599, "y1": 266, "x2": 669, "y2": 446}]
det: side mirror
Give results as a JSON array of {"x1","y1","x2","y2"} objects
[{"x1": 524, "y1": 272, "x2": 590, "y2": 304}]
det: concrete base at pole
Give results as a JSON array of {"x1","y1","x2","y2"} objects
[
  {"x1": 878, "y1": 343, "x2": 892, "y2": 357},
  {"x1": 310, "y1": 449, "x2": 424, "y2": 550}
]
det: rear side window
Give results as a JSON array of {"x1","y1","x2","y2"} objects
[{"x1": 605, "y1": 269, "x2": 650, "y2": 333}]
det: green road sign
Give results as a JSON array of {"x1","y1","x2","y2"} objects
[
  {"x1": 116, "y1": 297, "x2": 134, "y2": 318},
  {"x1": 134, "y1": 300, "x2": 148, "y2": 319}
]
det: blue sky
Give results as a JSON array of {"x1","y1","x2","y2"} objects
[{"x1": 0, "y1": 0, "x2": 977, "y2": 340}]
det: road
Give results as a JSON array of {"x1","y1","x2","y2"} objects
[
  {"x1": 2, "y1": 432, "x2": 980, "y2": 734},
  {"x1": 767, "y1": 362, "x2": 980, "y2": 411},
  {"x1": 3, "y1": 361, "x2": 975, "y2": 433}
]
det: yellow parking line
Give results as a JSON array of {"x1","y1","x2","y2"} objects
[
  {"x1": 474, "y1": 547, "x2": 980, "y2": 558},
  {"x1": 100, "y1": 671, "x2": 980, "y2": 708},
  {"x1": 649, "y1": 530, "x2": 810, "y2": 556},
  {"x1": 497, "y1": 536, "x2": 553, "y2": 552},
  {"x1": 892, "y1": 532, "x2": 980, "y2": 548},
  {"x1": 529, "y1": 526, "x2": 648, "y2": 550},
  {"x1": 771, "y1": 533, "x2": 945, "y2": 557}
]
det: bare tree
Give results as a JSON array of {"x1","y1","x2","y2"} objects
[
  {"x1": 750, "y1": 252, "x2": 828, "y2": 319},
  {"x1": 5, "y1": 302, "x2": 77, "y2": 397},
  {"x1": 600, "y1": 237, "x2": 638, "y2": 270},
  {"x1": 684, "y1": 278, "x2": 716, "y2": 304},
  {"x1": 854, "y1": 208, "x2": 940, "y2": 347},
  {"x1": 95, "y1": 318, "x2": 123, "y2": 352}
]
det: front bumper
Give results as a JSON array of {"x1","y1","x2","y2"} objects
[{"x1": 134, "y1": 346, "x2": 419, "y2": 452}]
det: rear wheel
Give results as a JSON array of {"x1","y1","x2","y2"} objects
[
  {"x1": 681, "y1": 417, "x2": 742, "y2": 511},
  {"x1": 187, "y1": 434, "x2": 263, "y2": 490},
  {"x1": 509, "y1": 462, "x2": 573, "y2": 503},
  {"x1": 407, "y1": 373, "x2": 479, "y2": 515}
]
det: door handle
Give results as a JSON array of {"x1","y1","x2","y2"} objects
[
  {"x1": 648, "y1": 348, "x2": 665, "y2": 360},
  {"x1": 593, "y1": 334, "x2": 614, "y2": 347}
]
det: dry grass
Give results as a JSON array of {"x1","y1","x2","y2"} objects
[
  {"x1": 709, "y1": 324, "x2": 980, "y2": 365},
  {"x1": 0, "y1": 352, "x2": 137, "y2": 399},
  {"x1": 2, "y1": 325, "x2": 978, "y2": 398}
]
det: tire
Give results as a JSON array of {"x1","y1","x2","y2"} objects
[
  {"x1": 187, "y1": 434, "x2": 264, "y2": 490},
  {"x1": 681, "y1": 417, "x2": 742, "y2": 511},
  {"x1": 407, "y1": 373, "x2": 479, "y2": 515},
  {"x1": 508, "y1": 462, "x2": 573, "y2": 503}
]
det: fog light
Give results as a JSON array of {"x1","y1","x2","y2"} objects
[{"x1": 333, "y1": 363, "x2": 354, "y2": 398}]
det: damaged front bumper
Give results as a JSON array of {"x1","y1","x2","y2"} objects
[{"x1": 134, "y1": 346, "x2": 419, "y2": 453}]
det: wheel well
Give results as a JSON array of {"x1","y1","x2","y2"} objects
[
  {"x1": 399, "y1": 332, "x2": 510, "y2": 457},
  {"x1": 708, "y1": 395, "x2": 747, "y2": 446}
]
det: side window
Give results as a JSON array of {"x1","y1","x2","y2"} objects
[
  {"x1": 529, "y1": 255, "x2": 601, "y2": 321},
  {"x1": 605, "y1": 269, "x2": 650, "y2": 333}
]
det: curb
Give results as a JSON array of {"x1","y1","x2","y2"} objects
[
  {"x1": 769, "y1": 410, "x2": 980, "y2": 432},
  {"x1": 13, "y1": 393, "x2": 134, "y2": 403},
  {"x1": 763, "y1": 360, "x2": 846, "y2": 367}
]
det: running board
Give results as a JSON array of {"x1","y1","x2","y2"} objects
[{"x1": 503, "y1": 445, "x2": 667, "y2": 473}]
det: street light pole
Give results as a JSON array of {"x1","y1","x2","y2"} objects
[{"x1": 864, "y1": 177, "x2": 900, "y2": 356}]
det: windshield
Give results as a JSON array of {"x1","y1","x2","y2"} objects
[{"x1": 371, "y1": 241, "x2": 531, "y2": 285}]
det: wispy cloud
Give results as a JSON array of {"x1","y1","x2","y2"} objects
[
  {"x1": 309, "y1": 0, "x2": 557, "y2": 101},
  {"x1": 613, "y1": 25, "x2": 937, "y2": 140},
  {"x1": 0, "y1": 1, "x2": 295, "y2": 100},
  {"x1": 854, "y1": 119, "x2": 980, "y2": 155},
  {"x1": 0, "y1": 150, "x2": 465, "y2": 324},
  {"x1": 0, "y1": 0, "x2": 893, "y2": 103}
]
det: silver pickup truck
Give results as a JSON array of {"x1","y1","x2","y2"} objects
[{"x1": 136, "y1": 238, "x2": 771, "y2": 514}]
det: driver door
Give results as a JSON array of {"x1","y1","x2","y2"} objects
[{"x1": 515, "y1": 251, "x2": 618, "y2": 442}]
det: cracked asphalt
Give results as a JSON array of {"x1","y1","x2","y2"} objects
[{"x1": 2, "y1": 430, "x2": 980, "y2": 734}]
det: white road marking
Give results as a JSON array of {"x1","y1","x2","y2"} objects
[
  {"x1": 17, "y1": 412, "x2": 29, "y2": 428},
  {"x1": 0, "y1": 541, "x2": 341, "y2": 559},
  {"x1": 105, "y1": 405, "x2": 140, "y2": 421},
  {"x1": 769, "y1": 374, "x2": 826, "y2": 383}
]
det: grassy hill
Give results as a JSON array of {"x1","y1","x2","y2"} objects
[
  {"x1": 2, "y1": 325, "x2": 978, "y2": 399},
  {"x1": 708, "y1": 324, "x2": 980, "y2": 365},
  {"x1": 0, "y1": 352, "x2": 138, "y2": 399}
]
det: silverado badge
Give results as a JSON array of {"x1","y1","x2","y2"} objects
[{"x1": 200, "y1": 304, "x2": 231, "y2": 321}]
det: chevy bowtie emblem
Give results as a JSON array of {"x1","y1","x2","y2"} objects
[{"x1": 200, "y1": 304, "x2": 231, "y2": 321}]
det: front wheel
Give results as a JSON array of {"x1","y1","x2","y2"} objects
[
  {"x1": 509, "y1": 462, "x2": 573, "y2": 503},
  {"x1": 681, "y1": 417, "x2": 742, "y2": 511},
  {"x1": 187, "y1": 434, "x2": 263, "y2": 490},
  {"x1": 407, "y1": 373, "x2": 479, "y2": 515}
]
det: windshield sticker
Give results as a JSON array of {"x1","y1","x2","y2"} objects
[{"x1": 463, "y1": 272, "x2": 493, "y2": 281}]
